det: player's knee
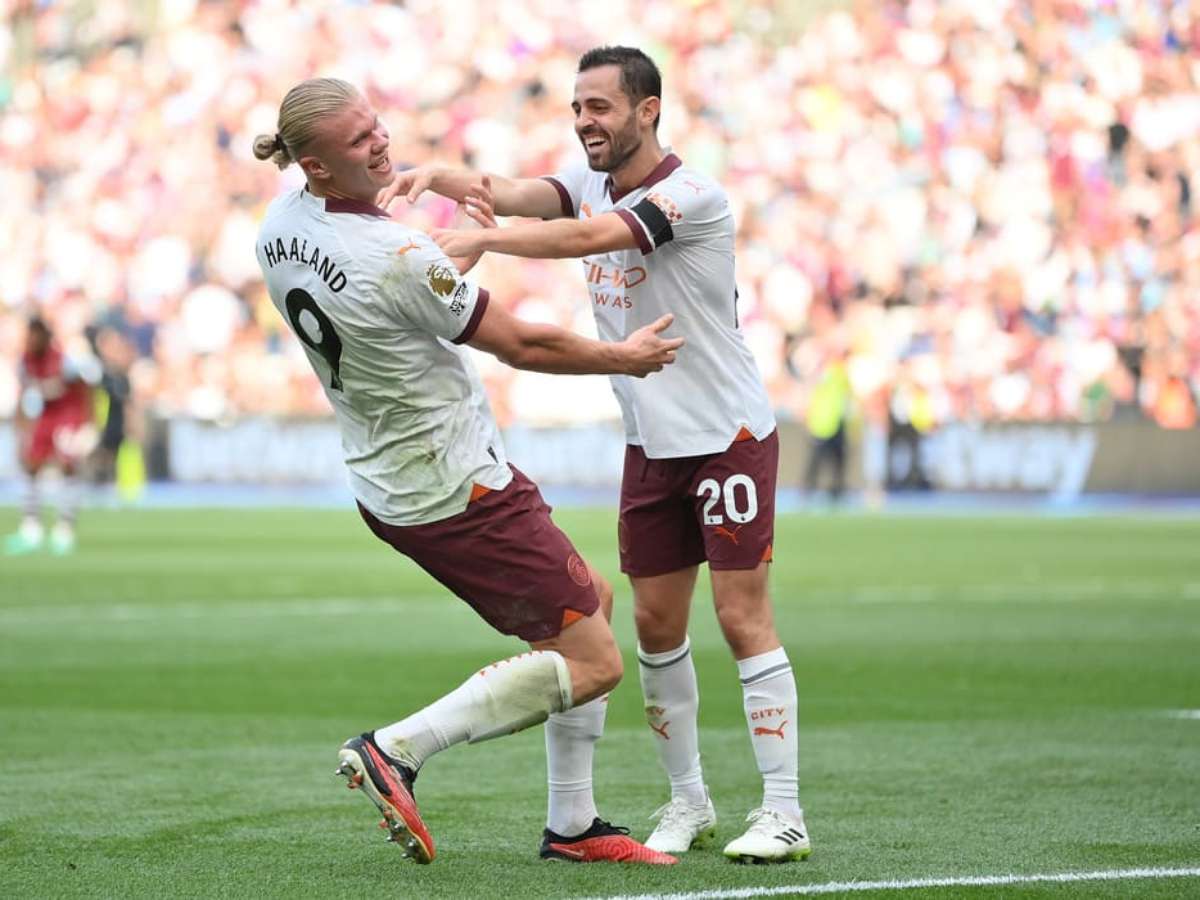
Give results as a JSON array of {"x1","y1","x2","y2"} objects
[
  {"x1": 633, "y1": 601, "x2": 684, "y2": 650},
  {"x1": 580, "y1": 629, "x2": 623, "y2": 698},
  {"x1": 591, "y1": 571, "x2": 614, "y2": 621},
  {"x1": 714, "y1": 597, "x2": 771, "y2": 652},
  {"x1": 564, "y1": 626, "x2": 623, "y2": 703},
  {"x1": 595, "y1": 637, "x2": 623, "y2": 693}
]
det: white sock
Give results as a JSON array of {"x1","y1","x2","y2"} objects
[
  {"x1": 56, "y1": 474, "x2": 80, "y2": 529},
  {"x1": 638, "y1": 637, "x2": 707, "y2": 805},
  {"x1": 738, "y1": 647, "x2": 802, "y2": 820},
  {"x1": 544, "y1": 695, "x2": 606, "y2": 836},
  {"x1": 375, "y1": 650, "x2": 572, "y2": 771},
  {"x1": 19, "y1": 471, "x2": 41, "y2": 529}
]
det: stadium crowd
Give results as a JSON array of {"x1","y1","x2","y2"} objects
[{"x1": 2, "y1": 0, "x2": 1198, "y2": 433}]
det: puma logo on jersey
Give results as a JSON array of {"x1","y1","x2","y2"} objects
[
  {"x1": 395, "y1": 240, "x2": 419, "y2": 256},
  {"x1": 682, "y1": 179, "x2": 705, "y2": 194},
  {"x1": 713, "y1": 524, "x2": 743, "y2": 545},
  {"x1": 581, "y1": 202, "x2": 593, "y2": 218},
  {"x1": 753, "y1": 720, "x2": 787, "y2": 740}
]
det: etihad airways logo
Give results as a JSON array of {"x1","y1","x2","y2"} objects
[{"x1": 582, "y1": 261, "x2": 646, "y2": 289}]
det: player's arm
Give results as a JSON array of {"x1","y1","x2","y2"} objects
[
  {"x1": 377, "y1": 165, "x2": 564, "y2": 219},
  {"x1": 467, "y1": 305, "x2": 682, "y2": 378},
  {"x1": 435, "y1": 212, "x2": 639, "y2": 261}
]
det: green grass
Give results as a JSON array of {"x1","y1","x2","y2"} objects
[{"x1": 1, "y1": 508, "x2": 1198, "y2": 899}]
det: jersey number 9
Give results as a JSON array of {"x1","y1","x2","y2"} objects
[{"x1": 286, "y1": 288, "x2": 344, "y2": 391}]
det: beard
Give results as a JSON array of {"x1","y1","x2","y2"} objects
[{"x1": 582, "y1": 115, "x2": 642, "y2": 173}]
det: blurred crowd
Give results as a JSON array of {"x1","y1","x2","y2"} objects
[{"x1": 2, "y1": 0, "x2": 1198, "y2": 432}]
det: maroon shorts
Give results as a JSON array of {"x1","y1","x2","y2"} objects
[
  {"x1": 24, "y1": 413, "x2": 92, "y2": 469},
  {"x1": 357, "y1": 466, "x2": 600, "y2": 642},
  {"x1": 619, "y1": 429, "x2": 778, "y2": 577}
]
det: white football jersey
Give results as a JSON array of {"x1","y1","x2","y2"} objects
[
  {"x1": 546, "y1": 154, "x2": 775, "y2": 458},
  {"x1": 255, "y1": 189, "x2": 511, "y2": 525}
]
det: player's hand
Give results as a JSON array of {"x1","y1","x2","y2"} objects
[
  {"x1": 431, "y1": 227, "x2": 485, "y2": 263},
  {"x1": 620, "y1": 314, "x2": 685, "y2": 377},
  {"x1": 376, "y1": 164, "x2": 442, "y2": 212},
  {"x1": 446, "y1": 177, "x2": 497, "y2": 274},
  {"x1": 462, "y1": 175, "x2": 497, "y2": 229}
]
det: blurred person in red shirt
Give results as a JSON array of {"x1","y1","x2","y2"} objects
[{"x1": 5, "y1": 317, "x2": 99, "y2": 555}]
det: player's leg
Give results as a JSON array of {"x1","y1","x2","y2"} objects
[
  {"x1": 5, "y1": 459, "x2": 45, "y2": 555},
  {"x1": 532, "y1": 583, "x2": 673, "y2": 865},
  {"x1": 342, "y1": 470, "x2": 671, "y2": 863},
  {"x1": 620, "y1": 444, "x2": 716, "y2": 852},
  {"x1": 696, "y1": 430, "x2": 810, "y2": 861},
  {"x1": 633, "y1": 565, "x2": 718, "y2": 853},
  {"x1": 50, "y1": 459, "x2": 82, "y2": 555},
  {"x1": 830, "y1": 425, "x2": 847, "y2": 501},
  {"x1": 339, "y1": 641, "x2": 577, "y2": 863},
  {"x1": 541, "y1": 566, "x2": 612, "y2": 841}
]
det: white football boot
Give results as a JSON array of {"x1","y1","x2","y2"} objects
[
  {"x1": 723, "y1": 806, "x2": 811, "y2": 862},
  {"x1": 644, "y1": 794, "x2": 717, "y2": 853}
]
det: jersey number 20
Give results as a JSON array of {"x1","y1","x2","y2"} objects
[
  {"x1": 286, "y1": 288, "x2": 343, "y2": 391},
  {"x1": 698, "y1": 474, "x2": 758, "y2": 525}
]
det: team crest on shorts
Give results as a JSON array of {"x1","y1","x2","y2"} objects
[{"x1": 567, "y1": 553, "x2": 591, "y2": 587}]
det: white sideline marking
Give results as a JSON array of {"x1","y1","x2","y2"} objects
[
  {"x1": 844, "y1": 578, "x2": 1185, "y2": 605},
  {"x1": 1165, "y1": 709, "x2": 1200, "y2": 720},
  {"x1": 584, "y1": 866, "x2": 1200, "y2": 900},
  {"x1": 0, "y1": 596, "x2": 446, "y2": 626}
]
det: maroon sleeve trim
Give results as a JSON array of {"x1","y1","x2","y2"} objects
[
  {"x1": 616, "y1": 209, "x2": 654, "y2": 255},
  {"x1": 453, "y1": 288, "x2": 490, "y2": 344},
  {"x1": 541, "y1": 177, "x2": 575, "y2": 219}
]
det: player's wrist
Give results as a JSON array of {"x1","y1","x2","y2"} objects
[
  {"x1": 614, "y1": 340, "x2": 637, "y2": 374},
  {"x1": 475, "y1": 229, "x2": 498, "y2": 253}
]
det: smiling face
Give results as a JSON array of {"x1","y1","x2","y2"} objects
[
  {"x1": 299, "y1": 95, "x2": 392, "y2": 202},
  {"x1": 572, "y1": 65, "x2": 652, "y2": 174}
]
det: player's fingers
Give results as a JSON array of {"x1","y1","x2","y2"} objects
[
  {"x1": 464, "y1": 206, "x2": 495, "y2": 229},
  {"x1": 662, "y1": 336, "x2": 685, "y2": 350},
  {"x1": 464, "y1": 196, "x2": 494, "y2": 215},
  {"x1": 406, "y1": 175, "x2": 432, "y2": 204},
  {"x1": 648, "y1": 313, "x2": 675, "y2": 333}
]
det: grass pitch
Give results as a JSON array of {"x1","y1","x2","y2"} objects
[{"x1": 1, "y1": 507, "x2": 1198, "y2": 899}]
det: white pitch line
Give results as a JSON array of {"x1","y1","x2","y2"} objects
[
  {"x1": 582, "y1": 866, "x2": 1200, "y2": 900},
  {"x1": 1165, "y1": 709, "x2": 1200, "y2": 720},
  {"x1": 0, "y1": 596, "x2": 447, "y2": 626}
]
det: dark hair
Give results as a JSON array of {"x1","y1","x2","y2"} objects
[
  {"x1": 28, "y1": 316, "x2": 50, "y2": 336},
  {"x1": 578, "y1": 46, "x2": 662, "y2": 129}
]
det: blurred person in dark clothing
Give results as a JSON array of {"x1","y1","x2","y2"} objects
[
  {"x1": 802, "y1": 349, "x2": 851, "y2": 502},
  {"x1": 90, "y1": 327, "x2": 137, "y2": 487}
]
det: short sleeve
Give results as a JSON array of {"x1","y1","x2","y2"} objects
[
  {"x1": 622, "y1": 174, "x2": 730, "y2": 255},
  {"x1": 378, "y1": 230, "x2": 489, "y2": 344},
  {"x1": 543, "y1": 162, "x2": 589, "y2": 220}
]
